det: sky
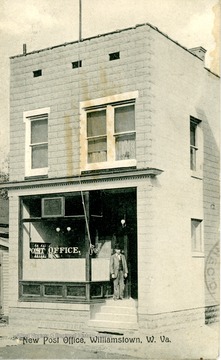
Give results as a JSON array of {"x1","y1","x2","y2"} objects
[{"x1": 0, "y1": 0, "x2": 219, "y2": 170}]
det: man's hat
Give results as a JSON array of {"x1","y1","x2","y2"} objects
[{"x1": 114, "y1": 243, "x2": 121, "y2": 250}]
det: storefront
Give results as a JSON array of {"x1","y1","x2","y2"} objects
[{"x1": 19, "y1": 187, "x2": 138, "y2": 303}]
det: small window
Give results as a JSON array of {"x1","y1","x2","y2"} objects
[
  {"x1": 191, "y1": 219, "x2": 203, "y2": 252},
  {"x1": 72, "y1": 60, "x2": 82, "y2": 69},
  {"x1": 190, "y1": 116, "x2": 201, "y2": 171},
  {"x1": 109, "y1": 52, "x2": 120, "y2": 61},
  {"x1": 33, "y1": 69, "x2": 42, "y2": 77}
]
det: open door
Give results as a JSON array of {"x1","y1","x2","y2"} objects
[{"x1": 90, "y1": 188, "x2": 137, "y2": 299}]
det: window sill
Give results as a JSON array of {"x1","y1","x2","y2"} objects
[
  {"x1": 82, "y1": 159, "x2": 137, "y2": 172},
  {"x1": 192, "y1": 252, "x2": 204, "y2": 258},
  {"x1": 24, "y1": 174, "x2": 48, "y2": 181},
  {"x1": 191, "y1": 171, "x2": 203, "y2": 180},
  {"x1": 25, "y1": 168, "x2": 49, "y2": 178}
]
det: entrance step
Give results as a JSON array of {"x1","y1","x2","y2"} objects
[{"x1": 88, "y1": 298, "x2": 138, "y2": 331}]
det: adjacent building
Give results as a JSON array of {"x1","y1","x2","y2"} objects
[
  {"x1": 5, "y1": 23, "x2": 220, "y2": 331},
  {"x1": 0, "y1": 197, "x2": 9, "y2": 320}
]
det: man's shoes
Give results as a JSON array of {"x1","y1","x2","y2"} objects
[
  {"x1": 119, "y1": 297, "x2": 123, "y2": 300},
  {"x1": 113, "y1": 297, "x2": 118, "y2": 301}
]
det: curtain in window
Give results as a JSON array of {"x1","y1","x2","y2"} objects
[
  {"x1": 87, "y1": 110, "x2": 107, "y2": 163},
  {"x1": 115, "y1": 134, "x2": 135, "y2": 160},
  {"x1": 88, "y1": 138, "x2": 107, "y2": 163}
]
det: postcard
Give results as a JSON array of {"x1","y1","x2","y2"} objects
[{"x1": 0, "y1": 1, "x2": 219, "y2": 359}]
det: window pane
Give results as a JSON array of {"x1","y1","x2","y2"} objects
[
  {"x1": 115, "y1": 105, "x2": 135, "y2": 133},
  {"x1": 88, "y1": 138, "x2": 107, "y2": 163},
  {"x1": 31, "y1": 119, "x2": 48, "y2": 144},
  {"x1": 190, "y1": 147, "x2": 196, "y2": 171},
  {"x1": 115, "y1": 134, "x2": 136, "y2": 160},
  {"x1": 87, "y1": 110, "x2": 106, "y2": 137},
  {"x1": 191, "y1": 219, "x2": 202, "y2": 252},
  {"x1": 32, "y1": 144, "x2": 48, "y2": 169},
  {"x1": 190, "y1": 123, "x2": 196, "y2": 146}
]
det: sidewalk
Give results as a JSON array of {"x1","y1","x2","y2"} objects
[{"x1": 0, "y1": 321, "x2": 219, "y2": 359}]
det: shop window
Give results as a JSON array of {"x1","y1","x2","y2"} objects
[
  {"x1": 19, "y1": 188, "x2": 137, "y2": 301},
  {"x1": 24, "y1": 108, "x2": 50, "y2": 177},
  {"x1": 190, "y1": 116, "x2": 202, "y2": 174},
  {"x1": 21, "y1": 194, "x2": 87, "y2": 283},
  {"x1": 80, "y1": 91, "x2": 138, "y2": 170},
  {"x1": 191, "y1": 219, "x2": 203, "y2": 253}
]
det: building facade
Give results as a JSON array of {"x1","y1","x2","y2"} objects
[
  {"x1": 6, "y1": 23, "x2": 219, "y2": 331},
  {"x1": 0, "y1": 197, "x2": 9, "y2": 320}
]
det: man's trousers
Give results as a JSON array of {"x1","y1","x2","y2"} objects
[{"x1": 113, "y1": 270, "x2": 125, "y2": 299}]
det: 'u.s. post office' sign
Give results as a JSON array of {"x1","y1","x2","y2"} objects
[{"x1": 30, "y1": 243, "x2": 81, "y2": 259}]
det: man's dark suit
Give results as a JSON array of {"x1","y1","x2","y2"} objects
[{"x1": 110, "y1": 253, "x2": 128, "y2": 299}]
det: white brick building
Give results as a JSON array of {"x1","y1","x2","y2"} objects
[{"x1": 5, "y1": 23, "x2": 220, "y2": 331}]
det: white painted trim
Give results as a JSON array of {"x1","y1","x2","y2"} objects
[
  {"x1": 23, "y1": 108, "x2": 50, "y2": 177},
  {"x1": 80, "y1": 91, "x2": 139, "y2": 109},
  {"x1": 80, "y1": 91, "x2": 138, "y2": 171}
]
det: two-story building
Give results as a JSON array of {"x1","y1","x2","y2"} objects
[{"x1": 5, "y1": 23, "x2": 219, "y2": 331}]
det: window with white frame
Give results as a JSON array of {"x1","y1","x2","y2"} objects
[
  {"x1": 80, "y1": 92, "x2": 138, "y2": 170},
  {"x1": 190, "y1": 116, "x2": 202, "y2": 172},
  {"x1": 191, "y1": 219, "x2": 203, "y2": 253},
  {"x1": 24, "y1": 108, "x2": 50, "y2": 177}
]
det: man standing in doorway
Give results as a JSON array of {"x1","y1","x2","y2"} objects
[{"x1": 110, "y1": 244, "x2": 128, "y2": 300}]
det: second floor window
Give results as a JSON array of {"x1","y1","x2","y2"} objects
[
  {"x1": 190, "y1": 120, "x2": 197, "y2": 171},
  {"x1": 31, "y1": 116, "x2": 48, "y2": 169},
  {"x1": 24, "y1": 108, "x2": 50, "y2": 177},
  {"x1": 81, "y1": 92, "x2": 138, "y2": 171},
  {"x1": 190, "y1": 116, "x2": 202, "y2": 173},
  {"x1": 87, "y1": 104, "x2": 135, "y2": 164}
]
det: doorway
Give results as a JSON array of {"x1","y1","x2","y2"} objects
[{"x1": 90, "y1": 188, "x2": 137, "y2": 299}]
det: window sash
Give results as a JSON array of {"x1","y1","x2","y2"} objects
[
  {"x1": 115, "y1": 133, "x2": 136, "y2": 160},
  {"x1": 87, "y1": 110, "x2": 106, "y2": 137},
  {"x1": 31, "y1": 118, "x2": 48, "y2": 144},
  {"x1": 31, "y1": 144, "x2": 48, "y2": 169},
  {"x1": 190, "y1": 146, "x2": 197, "y2": 171},
  {"x1": 191, "y1": 219, "x2": 202, "y2": 252},
  {"x1": 87, "y1": 137, "x2": 107, "y2": 163},
  {"x1": 114, "y1": 105, "x2": 135, "y2": 133}
]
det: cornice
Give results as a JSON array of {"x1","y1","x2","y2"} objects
[{"x1": 0, "y1": 168, "x2": 163, "y2": 191}]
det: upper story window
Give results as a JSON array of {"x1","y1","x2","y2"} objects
[
  {"x1": 80, "y1": 91, "x2": 138, "y2": 171},
  {"x1": 33, "y1": 69, "x2": 42, "y2": 77},
  {"x1": 24, "y1": 108, "x2": 50, "y2": 177},
  {"x1": 109, "y1": 52, "x2": 120, "y2": 61},
  {"x1": 190, "y1": 116, "x2": 202, "y2": 176},
  {"x1": 191, "y1": 218, "x2": 203, "y2": 254}
]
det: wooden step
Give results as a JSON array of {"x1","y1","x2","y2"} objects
[
  {"x1": 95, "y1": 312, "x2": 137, "y2": 322},
  {"x1": 88, "y1": 319, "x2": 138, "y2": 330}
]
